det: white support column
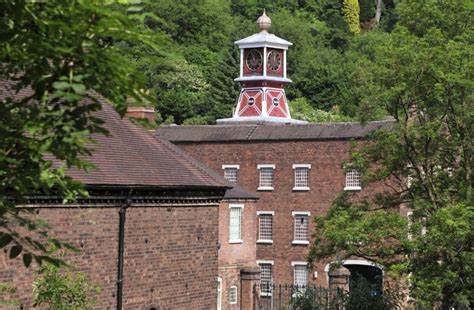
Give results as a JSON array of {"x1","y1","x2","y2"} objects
[
  {"x1": 262, "y1": 87, "x2": 268, "y2": 117},
  {"x1": 263, "y1": 46, "x2": 267, "y2": 78},
  {"x1": 283, "y1": 50, "x2": 287, "y2": 79},
  {"x1": 240, "y1": 48, "x2": 244, "y2": 78}
]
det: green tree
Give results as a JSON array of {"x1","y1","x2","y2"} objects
[
  {"x1": 309, "y1": 0, "x2": 473, "y2": 307},
  {"x1": 32, "y1": 263, "x2": 100, "y2": 309},
  {"x1": 290, "y1": 98, "x2": 352, "y2": 122},
  {"x1": 342, "y1": 0, "x2": 361, "y2": 33},
  {"x1": 0, "y1": 0, "x2": 160, "y2": 265}
]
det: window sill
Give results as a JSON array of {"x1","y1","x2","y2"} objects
[
  {"x1": 344, "y1": 186, "x2": 362, "y2": 191},
  {"x1": 258, "y1": 186, "x2": 274, "y2": 191},
  {"x1": 229, "y1": 239, "x2": 243, "y2": 244},
  {"x1": 257, "y1": 239, "x2": 273, "y2": 244},
  {"x1": 292, "y1": 240, "x2": 309, "y2": 245},
  {"x1": 293, "y1": 187, "x2": 310, "y2": 191},
  {"x1": 260, "y1": 292, "x2": 272, "y2": 297}
]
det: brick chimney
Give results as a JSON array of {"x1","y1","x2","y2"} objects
[{"x1": 126, "y1": 106, "x2": 155, "y2": 123}]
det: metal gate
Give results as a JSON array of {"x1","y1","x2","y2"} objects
[{"x1": 253, "y1": 284, "x2": 345, "y2": 310}]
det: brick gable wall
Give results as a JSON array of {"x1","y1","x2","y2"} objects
[{"x1": 1, "y1": 204, "x2": 219, "y2": 309}]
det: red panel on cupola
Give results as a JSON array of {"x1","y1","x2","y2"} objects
[
  {"x1": 266, "y1": 89, "x2": 288, "y2": 118},
  {"x1": 238, "y1": 90, "x2": 263, "y2": 117}
]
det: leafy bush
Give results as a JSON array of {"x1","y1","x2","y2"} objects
[{"x1": 32, "y1": 264, "x2": 100, "y2": 310}]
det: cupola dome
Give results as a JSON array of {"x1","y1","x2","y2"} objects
[{"x1": 257, "y1": 9, "x2": 271, "y2": 32}]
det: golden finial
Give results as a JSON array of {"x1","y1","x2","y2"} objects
[{"x1": 257, "y1": 9, "x2": 271, "y2": 32}]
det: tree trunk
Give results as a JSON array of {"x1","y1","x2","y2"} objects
[{"x1": 375, "y1": 0, "x2": 383, "y2": 24}]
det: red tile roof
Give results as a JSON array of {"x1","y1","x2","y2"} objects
[
  {"x1": 67, "y1": 102, "x2": 232, "y2": 188},
  {"x1": 0, "y1": 80, "x2": 231, "y2": 189}
]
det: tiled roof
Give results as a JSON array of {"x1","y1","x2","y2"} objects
[
  {"x1": 155, "y1": 120, "x2": 395, "y2": 142},
  {"x1": 0, "y1": 80, "x2": 231, "y2": 189},
  {"x1": 67, "y1": 103, "x2": 233, "y2": 188}
]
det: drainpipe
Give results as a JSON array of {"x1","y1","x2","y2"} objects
[{"x1": 117, "y1": 196, "x2": 132, "y2": 310}]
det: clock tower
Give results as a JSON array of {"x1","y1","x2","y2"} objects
[{"x1": 217, "y1": 10, "x2": 306, "y2": 124}]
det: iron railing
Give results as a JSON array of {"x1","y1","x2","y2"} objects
[{"x1": 253, "y1": 283, "x2": 346, "y2": 310}]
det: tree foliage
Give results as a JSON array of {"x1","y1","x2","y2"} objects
[
  {"x1": 118, "y1": 0, "x2": 394, "y2": 124},
  {"x1": 309, "y1": 0, "x2": 473, "y2": 307},
  {"x1": 342, "y1": 0, "x2": 361, "y2": 33},
  {"x1": 0, "y1": 0, "x2": 160, "y2": 266},
  {"x1": 32, "y1": 263, "x2": 100, "y2": 310}
]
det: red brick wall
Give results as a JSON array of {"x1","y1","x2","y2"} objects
[
  {"x1": 218, "y1": 200, "x2": 257, "y2": 310},
  {"x1": 218, "y1": 200, "x2": 257, "y2": 266},
  {"x1": 175, "y1": 140, "x2": 387, "y2": 286},
  {"x1": 1, "y1": 204, "x2": 219, "y2": 309}
]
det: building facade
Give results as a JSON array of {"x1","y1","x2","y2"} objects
[
  {"x1": 155, "y1": 11, "x2": 394, "y2": 308},
  {"x1": 156, "y1": 121, "x2": 393, "y2": 291},
  {"x1": 0, "y1": 83, "x2": 248, "y2": 309}
]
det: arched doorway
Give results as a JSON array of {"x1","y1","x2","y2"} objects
[
  {"x1": 343, "y1": 260, "x2": 383, "y2": 290},
  {"x1": 325, "y1": 259, "x2": 384, "y2": 289}
]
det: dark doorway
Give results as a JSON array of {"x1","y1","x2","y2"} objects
[{"x1": 344, "y1": 264, "x2": 383, "y2": 289}]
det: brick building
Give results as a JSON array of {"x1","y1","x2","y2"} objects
[
  {"x1": 155, "y1": 11, "x2": 394, "y2": 308},
  {"x1": 0, "y1": 81, "x2": 258, "y2": 309},
  {"x1": 156, "y1": 121, "x2": 393, "y2": 289}
]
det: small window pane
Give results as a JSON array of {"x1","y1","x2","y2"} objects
[
  {"x1": 229, "y1": 207, "x2": 242, "y2": 240},
  {"x1": 229, "y1": 286, "x2": 237, "y2": 304},
  {"x1": 260, "y1": 264, "x2": 272, "y2": 294},
  {"x1": 224, "y1": 168, "x2": 238, "y2": 184},
  {"x1": 259, "y1": 214, "x2": 273, "y2": 240},
  {"x1": 294, "y1": 215, "x2": 308, "y2": 241},
  {"x1": 259, "y1": 168, "x2": 274, "y2": 188},
  {"x1": 346, "y1": 169, "x2": 361, "y2": 188},
  {"x1": 294, "y1": 265, "x2": 308, "y2": 287},
  {"x1": 294, "y1": 167, "x2": 309, "y2": 188}
]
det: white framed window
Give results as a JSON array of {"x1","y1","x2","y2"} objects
[
  {"x1": 229, "y1": 204, "x2": 244, "y2": 243},
  {"x1": 292, "y1": 262, "x2": 308, "y2": 287},
  {"x1": 257, "y1": 211, "x2": 274, "y2": 244},
  {"x1": 407, "y1": 211, "x2": 414, "y2": 241},
  {"x1": 217, "y1": 277, "x2": 222, "y2": 310},
  {"x1": 344, "y1": 169, "x2": 362, "y2": 191},
  {"x1": 229, "y1": 285, "x2": 237, "y2": 304},
  {"x1": 257, "y1": 260, "x2": 274, "y2": 296},
  {"x1": 222, "y1": 164, "x2": 239, "y2": 184},
  {"x1": 292, "y1": 211, "x2": 310, "y2": 245},
  {"x1": 293, "y1": 164, "x2": 311, "y2": 191},
  {"x1": 258, "y1": 164, "x2": 275, "y2": 190}
]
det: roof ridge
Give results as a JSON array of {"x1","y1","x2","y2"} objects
[{"x1": 245, "y1": 124, "x2": 260, "y2": 140}]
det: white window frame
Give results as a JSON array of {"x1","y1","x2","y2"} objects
[
  {"x1": 344, "y1": 169, "x2": 362, "y2": 191},
  {"x1": 257, "y1": 164, "x2": 275, "y2": 191},
  {"x1": 257, "y1": 260, "x2": 274, "y2": 297},
  {"x1": 229, "y1": 204, "x2": 244, "y2": 243},
  {"x1": 292, "y1": 211, "x2": 310, "y2": 245},
  {"x1": 217, "y1": 277, "x2": 222, "y2": 310},
  {"x1": 229, "y1": 285, "x2": 238, "y2": 305},
  {"x1": 222, "y1": 164, "x2": 240, "y2": 184},
  {"x1": 293, "y1": 164, "x2": 311, "y2": 191},
  {"x1": 407, "y1": 211, "x2": 414, "y2": 240},
  {"x1": 292, "y1": 261, "x2": 309, "y2": 287},
  {"x1": 257, "y1": 211, "x2": 274, "y2": 244}
]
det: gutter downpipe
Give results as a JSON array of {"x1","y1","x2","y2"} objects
[{"x1": 117, "y1": 194, "x2": 132, "y2": 310}]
